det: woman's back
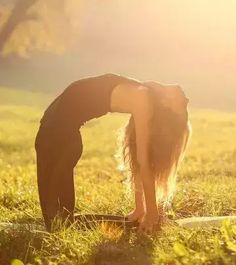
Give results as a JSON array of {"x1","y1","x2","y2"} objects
[{"x1": 40, "y1": 73, "x2": 140, "y2": 129}]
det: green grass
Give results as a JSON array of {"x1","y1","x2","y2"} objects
[{"x1": 0, "y1": 87, "x2": 236, "y2": 265}]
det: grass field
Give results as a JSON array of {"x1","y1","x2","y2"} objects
[{"x1": 0, "y1": 87, "x2": 236, "y2": 265}]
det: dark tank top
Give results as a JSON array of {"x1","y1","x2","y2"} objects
[{"x1": 40, "y1": 73, "x2": 141, "y2": 130}]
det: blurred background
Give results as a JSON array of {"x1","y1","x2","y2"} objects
[{"x1": 0, "y1": 0, "x2": 235, "y2": 110}]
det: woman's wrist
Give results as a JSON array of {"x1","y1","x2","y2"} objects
[{"x1": 145, "y1": 204, "x2": 159, "y2": 217}]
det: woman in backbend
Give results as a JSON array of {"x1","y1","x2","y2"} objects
[{"x1": 35, "y1": 73, "x2": 191, "y2": 233}]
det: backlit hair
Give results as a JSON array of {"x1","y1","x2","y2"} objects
[{"x1": 122, "y1": 84, "x2": 191, "y2": 207}]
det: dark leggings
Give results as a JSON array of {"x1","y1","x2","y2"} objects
[{"x1": 35, "y1": 126, "x2": 83, "y2": 231}]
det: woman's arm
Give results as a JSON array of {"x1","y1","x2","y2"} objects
[
  {"x1": 131, "y1": 88, "x2": 160, "y2": 232},
  {"x1": 126, "y1": 171, "x2": 145, "y2": 221},
  {"x1": 111, "y1": 80, "x2": 160, "y2": 231}
]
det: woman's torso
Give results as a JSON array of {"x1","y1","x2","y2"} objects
[{"x1": 40, "y1": 73, "x2": 141, "y2": 130}]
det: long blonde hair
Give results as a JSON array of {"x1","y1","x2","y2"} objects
[{"x1": 122, "y1": 85, "x2": 191, "y2": 207}]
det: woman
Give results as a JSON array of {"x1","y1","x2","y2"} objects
[{"x1": 35, "y1": 73, "x2": 191, "y2": 233}]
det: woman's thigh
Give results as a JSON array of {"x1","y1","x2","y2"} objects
[
  {"x1": 56, "y1": 130, "x2": 83, "y2": 170},
  {"x1": 35, "y1": 127, "x2": 83, "y2": 176}
]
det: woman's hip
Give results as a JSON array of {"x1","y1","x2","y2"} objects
[{"x1": 35, "y1": 125, "x2": 83, "y2": 164}]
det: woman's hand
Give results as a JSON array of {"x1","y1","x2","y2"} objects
[
  {"x1": 138, "y1": 211, "x2": 160, "y2": 234},
  {"x1": 126, "y1": 207, "x2": 145, "y2": 222}
]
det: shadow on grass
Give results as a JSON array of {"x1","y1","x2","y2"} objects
[
  {"x1": 0, "y1": 215, "x2": 46, "y2": 264},
  {"x1": 0, "y1": 225, "x2": 44, "y2": 265},
  {"x1": 0, "y1": 215, "x2": 157, "y2": 265},
  {"x1": 0, "y1": 223, "x2": 156, "y2": 265},
  {"x1": 93, "y1": 230, "x2": 155, "y2": 265}
]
